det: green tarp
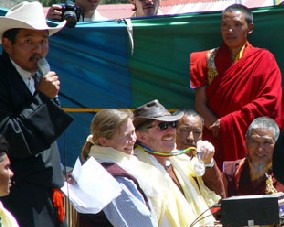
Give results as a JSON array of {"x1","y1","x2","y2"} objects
[{"x1": 0, "y1": 5, "x2": 283, "y2": 166}]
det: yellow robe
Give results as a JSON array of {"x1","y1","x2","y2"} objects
[
  {"x1": 135, "y1": 146, "x2": 220, "y2": 226},
  {"x1": 0, "y1": 201, "x2": 19, "y2": 227}
]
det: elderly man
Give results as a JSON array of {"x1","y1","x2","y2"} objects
[
  {"x1": 134, "y1": 99, "x2": 222, "y2": 226},
  {"x1": 223, "y1": 117, "x2": 284, "y2": 196},
  {"x1": 190, "y1": 4, "x2": 283, "y2": 169},
  {"x1": 175, "y1": 109, "x2": 226, "y2": 198},
  {"x1": 0, "y1": 2, "x2": 73, "y2": 227}
]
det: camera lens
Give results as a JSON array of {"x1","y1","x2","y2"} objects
[{"x1": 63, "y1": 10, "x2": 77, "y2": 28}]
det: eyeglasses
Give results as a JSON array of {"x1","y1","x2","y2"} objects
[{"x1": 148, "y1": 121, "x2": 177, "y2": 131}]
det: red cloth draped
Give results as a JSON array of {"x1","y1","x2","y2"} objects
[
  {"x1": 190, "y1": 43, "x2": 283, "y2": 169},
  {"x1": 234, "y1": 158, "x2": 284, "y2": 195}
]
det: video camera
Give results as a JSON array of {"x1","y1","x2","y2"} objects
[{"x1": 59, "y1": 1, "x2": 81, "y2": 28}]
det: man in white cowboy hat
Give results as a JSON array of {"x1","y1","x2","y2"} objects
[
  {"x1": 134, "y1": 99, "x2": 223, "y2": 226},
  {"x1": 0, "y1": 1, "x2": 73, "y2": 227}
]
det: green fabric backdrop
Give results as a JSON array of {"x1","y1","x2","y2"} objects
[{"x1": 129, "y1": 6, "x2": 284, "y2": 109}]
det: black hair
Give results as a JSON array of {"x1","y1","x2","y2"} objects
[
  {"x1": 0, "y1": 135, "x2": 9, "y2": 161},
  {"x1": 174, "y1": 109, "x2": 204, "y2": 127},
  {"x1": 2, "y1": 28, "x2": 21, "y2": 44},
  {"x1": 222, "y1": 4, "x2": 253, "y2": 24}
]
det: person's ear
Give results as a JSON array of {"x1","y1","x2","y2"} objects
[
  {"x1": 98, "y1": 137, "x2": 107, "y2": 146},
  {"x1": 248, "y1": 23, "x2": 254, "y2": 34},
  {"x1": 2, "y1": 38, "x2": 12, "y2": 55},
  {"x1": 136, "y1": 131, "x2": 148, "y2": 144}
]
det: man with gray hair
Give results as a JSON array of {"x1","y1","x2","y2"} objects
[{"x1": 223, "y1": 117, "x2": 284, "y2": 196}]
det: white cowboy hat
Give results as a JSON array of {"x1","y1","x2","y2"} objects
[{"x1": 0, "y1": 1, "x2": 66, "y2": 43}]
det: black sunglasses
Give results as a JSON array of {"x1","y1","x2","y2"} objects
[{"x1": 148, "y1": 121, "x2": 177, "y2": 131}]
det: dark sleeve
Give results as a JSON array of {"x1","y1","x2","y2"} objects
[
  {"x1": 222, "y1": 160, "x2": 242, "y2": 197},
  {"x1": 273, "y1": 130, "x2": 284, "y2": 184},
  {"x1": 202, "y1": 162, "x2": 227, "y2": 198},
  {"x1": 0, "y1": 80, "x2": 73, "y2": 159}
]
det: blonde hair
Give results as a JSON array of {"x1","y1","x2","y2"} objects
[{"x1": 81, "y1": 109, "x2": 133, "y2": 161}]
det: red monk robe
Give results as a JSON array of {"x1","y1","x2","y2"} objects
[
  {"x1": 223, "y1": 158, "x2": 284, "y2": 196},
  {"x1": 190, "y1": 42, "x2": 283, "y2": 169}
]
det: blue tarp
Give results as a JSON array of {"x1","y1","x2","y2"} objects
[{"x1": 1, "y1": 6, "x2": 284, "y2": 166}]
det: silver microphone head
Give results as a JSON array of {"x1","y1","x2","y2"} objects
[{"x1": 37, "y1": 57, "x2": 50, "y2": 76}]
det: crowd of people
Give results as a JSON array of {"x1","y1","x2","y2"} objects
[{"x1": 0, "y1": 1, "x2": 283, "y2": 227}]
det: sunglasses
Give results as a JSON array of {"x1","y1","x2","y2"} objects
[{"x1": 148, "y1": 121, "x2": 177, "y2": 131}]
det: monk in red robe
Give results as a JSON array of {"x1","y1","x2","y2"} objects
[
  {"x1": 190, "y1": 4, "x2": 283, "y2": 169},
  {"x1": 222, "y1": 117, "x2": 284, "y2": 196}
]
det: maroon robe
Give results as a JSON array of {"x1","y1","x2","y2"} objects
[
  {"x1": 223, "y1": 158, "x2": 284, "y2": 196},
  {"x1": 190, "y1": 42, "x2": 283, "y2": 169}
]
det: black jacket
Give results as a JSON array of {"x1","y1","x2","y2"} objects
[{"x1": 0, "y1": 51, "x2": 73, "y2": 227}]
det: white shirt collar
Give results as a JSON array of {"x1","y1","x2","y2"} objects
[
  {"x1": 10, "y1": 59, "x2": 35, "y2": 94},
  {"x1": 10, "y1": 59, "x2": 33, "y2": 79}
]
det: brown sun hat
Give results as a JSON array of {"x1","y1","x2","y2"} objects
[{"x1": 133, "y1": 99, "x2": 184, "y2": 128}]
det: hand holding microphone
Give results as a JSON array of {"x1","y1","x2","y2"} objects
[{"x1": 37, "y1": 57, "x2": 60, "y2": 99}]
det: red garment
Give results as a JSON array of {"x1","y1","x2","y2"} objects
[
  {"x1": 223, "y1": 158, "x2": 284, "y2": 196},
  {"x1": 190, "y1": 42, "x2": 283, "y2": 169},
  {"x1": 52, "y1": 188, "x2": 65, "y2": 223}
]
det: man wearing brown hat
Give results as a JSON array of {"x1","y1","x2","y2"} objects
[
  {"x1": 0, "y1": 1, "x2": 73, "y2": 227},
  {"x1": 134, "y1": 99, "x2": 223, "y2": 225}
]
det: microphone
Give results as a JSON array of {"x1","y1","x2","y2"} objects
[
  {"x1": 37, "y1": 58, "x2": 60, "y2": 105},
  {"x1": 37, "y1": 57, "x2": 50, "y2": 77}
]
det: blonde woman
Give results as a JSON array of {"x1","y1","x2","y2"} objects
[{"x1": 79, "y1": 109, "x2": 156, "y2": 227}]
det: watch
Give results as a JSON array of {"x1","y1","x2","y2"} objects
[{"x1": 204, "y1": 159, "x2": 214, "y2": 168}]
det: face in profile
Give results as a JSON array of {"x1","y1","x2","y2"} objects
[
  {"x1": 221, "y1": 10, "x2": 253, "y2": 51},
  {"x1": 0, "y1": 153, "x2": 13, "y2": 197},
  {"x1": 246, "y1": 128, "x2": 275, "y2": 166},
  {"x1": 176, "y1": 115, "x2": 203, "y2": 150},
  {"x1": 134, "y1": 0, "x2": 160, "y2": 17}
]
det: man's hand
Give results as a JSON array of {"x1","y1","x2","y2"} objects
[
  {"x1": 196, "y1": 140, "x2": 215, "y2": 165},
  {"x1": 65, "y1": 172, "x2": 76, "y2": 184},
  {"x1": 46, "y1": 4, "x2": 63, "y2": 21},
  {"x1": 210, "y1": 119, "x2": 220, "y2": 137},
  {"x1": 37, "y1": 72, "x2": 60, "y2": 99}
]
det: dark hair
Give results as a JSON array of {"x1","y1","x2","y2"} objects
[
  {"x1": 0, "y1": 135, "x2": 9, "y2": 162},
  {"x1": 2, "y1": 28, "x2": 21, "y2": 44},
  {"x1": 222, "y1": 4, "x2": 253, "y2": 24},
  {"x1": 174, "y1": 109, "x2": 204, "y2": 127},
  {"x1": 135, "y1": 119, "x2": 155, "y2": 132}
]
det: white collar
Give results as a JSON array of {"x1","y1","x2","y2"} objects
[{"x1": 11, "y1": 59, "x2": 33, "y2": 80}]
